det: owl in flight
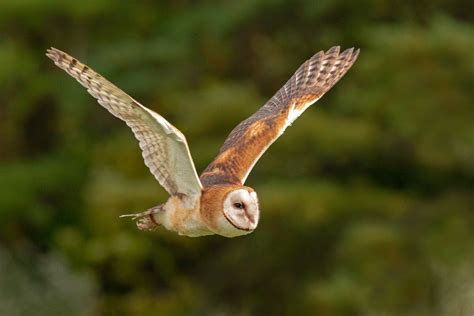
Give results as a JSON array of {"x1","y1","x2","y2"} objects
[{"x1": 47, "y1": 46, "x2": 359, "y2": 237}]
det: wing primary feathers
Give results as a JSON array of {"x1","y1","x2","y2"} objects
[
  {"x1": 200, "y1": 46, "x2": 360, "y2": 186},
  {"x1": 46, "y1": 47, "x2": 203, "y2": 196},
  {"x1": 47, "y1": 46, "x2": 359, "y2": 190}
]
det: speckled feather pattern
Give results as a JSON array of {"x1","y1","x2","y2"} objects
[{"x1": 200, "y1": 46, "x2": 359, "y2": 186}]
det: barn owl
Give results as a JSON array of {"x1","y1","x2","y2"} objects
[{"x1": 46, "y1": 46, "x2": 359, "y2": 237}]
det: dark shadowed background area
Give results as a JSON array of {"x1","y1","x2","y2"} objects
[{"x1": 0, "y1": 1, "x2": 473, "y2": 315}]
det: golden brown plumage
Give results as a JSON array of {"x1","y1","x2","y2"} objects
[
  {"x1": 46, "y1": 46, "x2": 359, "y2": 237},
  {"x1": 201, "y1": 46, "x2": 359, "y2": 187}
]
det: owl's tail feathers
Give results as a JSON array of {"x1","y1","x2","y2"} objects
[{"x1": 120, "y1": 204, "x2": 164, "y2": 231}]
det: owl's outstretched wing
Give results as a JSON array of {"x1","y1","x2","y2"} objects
[
  {"x1": 200, "y1": 46, "x2": 359, "y2": 186},
  {"x1": 47, "y1": 47, "x2": 202, "y2": 197}
]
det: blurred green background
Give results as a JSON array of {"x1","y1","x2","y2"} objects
[{"x1": 0, "y1": 1, "x2": 473, "y2": 315}]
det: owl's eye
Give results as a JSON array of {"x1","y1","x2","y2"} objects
[{"x1": 234, "y1": 202, "x2": 244, "y2": 209}]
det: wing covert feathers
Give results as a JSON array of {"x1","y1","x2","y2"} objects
[
  {"x1": 200, "y1": 46, "x2": 359, "y2": 186},
  {"x1": 46, "y1": 47, "x2": 202, "y2": 196}
]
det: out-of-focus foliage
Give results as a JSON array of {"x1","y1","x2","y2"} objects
[
  {"x1": 0, "y1": 1, "x2": 473, "y2": 315},
  {"x1": 0, "y1": 246, "x2": 96, "y2": 315}
]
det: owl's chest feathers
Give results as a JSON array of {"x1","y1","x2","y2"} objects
[{"x1": 160, "y1": 194, "x2": 213, "y2": 237}]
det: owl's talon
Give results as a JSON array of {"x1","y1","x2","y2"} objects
[
  {"x1": 136, "y1": 216, "x2": 158, "y2": 231},
  {"x1": 120, "y1": 204, "x2": 163, "y2": 230}
]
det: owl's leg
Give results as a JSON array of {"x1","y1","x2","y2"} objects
[{"x1": 120, "y1": 204, "x2": 164, "y2": 231}]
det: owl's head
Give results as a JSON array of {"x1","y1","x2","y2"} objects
[
  {"x1": 222, "y1": 188, "x2": 259, "y2": 233},
  {"x1": 200, "y1": 185, "x2": 260, "y2": 237}
]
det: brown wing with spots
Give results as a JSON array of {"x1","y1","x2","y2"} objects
[
  {"x1": 46, "y1": 47, "x2": 202, "y2": 197},
  {"x1": 200, "y1": 46, "x2": 360, "y2": 186}
]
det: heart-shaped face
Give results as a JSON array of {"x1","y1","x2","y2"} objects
[{"x1": 222, "y1": 189, "x2": 259, "y2": 233}]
